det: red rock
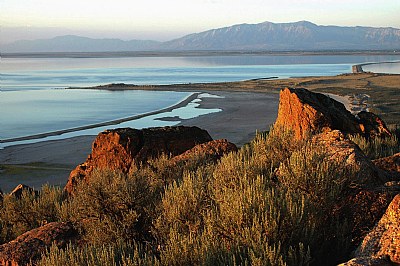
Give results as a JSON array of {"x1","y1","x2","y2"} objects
[
  {"x1": 170, "y1": 139, "x2": 238, "y2": 165},
  {"x1": 65, "y1": 126, "x2": 212, "y2": 194},
  {"x1": 274, "y1": 88, "x2": 391, "y2": 140},
  {"x1": 373, "y1": 152, "x2": 400, "y2": 180},
  {"x1": 275, "y1": 88, "x2": 362, "y2": 139},
  {"x1": 0, "y1": 222, "x2": 78, "y2": 266}
]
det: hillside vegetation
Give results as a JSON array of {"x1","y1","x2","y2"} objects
[{"x1": 1, "y1": 126, "x2": 399, "y2": 265}]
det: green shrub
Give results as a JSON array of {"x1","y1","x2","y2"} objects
[
  {"x1": 0, "y1": 185, "x2": 64, "y2": 243},
  {"x1": 59, "y1": 170, "x2": 158, "y2": 245},
  {"x1": 0, "y1": 127, "x2": 365, "y2": 265},
  {"x1": 155, "y1": 169, "x2": 211, "y2": 241},
  {"x1": 349, "y1": 133, "x2": 399, "y2": 159},
  {"x1": 155, "y1": 130, "x2": 351, "y2": 265},
  {"x1": 38, "y1": 242, "x2": 158, "y2": 266}
]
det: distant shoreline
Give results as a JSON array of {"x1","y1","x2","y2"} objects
[
  {"x1": 3, "y1": 50, "x2": 399, "y2": 58},
  {"x1": 352, "y1": 60, "x2": 400, "y2": 73}
]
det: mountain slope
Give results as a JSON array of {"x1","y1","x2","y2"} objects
[
  {"x1": 163, "y1": 21, "x2": 400, "y2": 50},
  {"x1": 2, "y1": 21, "x2": 400, "y2": 53}
]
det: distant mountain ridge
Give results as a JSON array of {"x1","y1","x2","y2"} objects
[{"x1": 2, "y1": 21, "x2": 400, "y2": 52}]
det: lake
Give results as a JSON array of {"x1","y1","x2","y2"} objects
[
  {"x1": 362, "y1": 61, "x2": 400, "y2": 74},
  {"x1": 1, "y1": 54, "x2": 400, "y2": 147},
  {"x1": 2, "y1": 54, "x2": 400, "y2": 90}
]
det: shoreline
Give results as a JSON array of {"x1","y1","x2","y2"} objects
[
  {"x1": 0, "y1": 90, "x2": 279, "y2": 192},
  {"x1": 352, "y1": 60, "x2": 400, "y2": 73},
  {"x1": 0, "y1": 92, "x2": 200, "y2": 144},
  {"x1": 4, "y1": 50, "x2": 399, "y2": 59}
]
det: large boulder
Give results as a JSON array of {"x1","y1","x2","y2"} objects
[
  {"x1": 65, "y1": 126, "x2": 212, "y2": 194},
  {"x1": 0, "y1": 222, "x2": 79, "y2": 266},
  {"x1": 340, "y1": 194, "x2": 400, "y2": 265},
  {"x1": 274, "y1": 88, "x2": 391, "y2": 140}
]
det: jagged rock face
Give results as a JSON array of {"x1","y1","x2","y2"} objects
[
  {"x1": 274, "y1": 88, "x2": 391, "y2": 140},
  {"x1": 0, "y1": 222, "x2": 78, "y2": 266},
  {"x1": 275, "y1": 88, "x2": 362, "y2": 139},
  {"x1": 170, "y1": 139, "x2": 238, "y2": 165},
  {"x1": 345, "y1": 194, "x2": 400, "y2": 265},
  {"x1": 66, "y1": 126, "x2": 212, "y2": 194},
  {"x1": 373, "y1": 152, "x2": 400, "y2": 180}
]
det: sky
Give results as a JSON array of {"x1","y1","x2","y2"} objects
[{"x1": 1, "y1": 0, "x2": 400, "y2": 44}]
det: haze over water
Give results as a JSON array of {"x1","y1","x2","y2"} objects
[{"x1": 2, "y1": 55, "x2": 400, "y2": 90}]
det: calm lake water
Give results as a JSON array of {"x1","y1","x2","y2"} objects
[{"x1": 1, "y1": 54, "x2": 400, "y2": 146}]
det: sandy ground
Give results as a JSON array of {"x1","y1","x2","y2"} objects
[
  {"x1": 179, "y1": 91, "x2": 278, "y2": 146},
  {"x1": 0, "y1": 90, "x2": 278, "y2": 192}
]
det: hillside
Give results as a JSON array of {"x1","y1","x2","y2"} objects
[
  {"x1": 0, "y1": 87, "x2": 399, "y2": 265},
  {"x1": 163, "y1": 21, "x2": 400, "y2": 50}
]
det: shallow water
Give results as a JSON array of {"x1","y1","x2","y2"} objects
[
  {"x1": 362, "y1": 61, "x2": 400, "y2": 74},
  {"x1": 0, "y1": 89, "x2": 192, "y2": 140}
]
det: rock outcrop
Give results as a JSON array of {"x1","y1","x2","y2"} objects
[
  {"x1": 274, "y1": 88, "x2": 399, "y2": 258},
  {"x1": 9, "y1": 184, "x2": 36, "y2": 199},
  {"x1": 66, "y1": 126, "x2": 212, "y2": 194},
  {"x1": 373, "y1": 152, "x2": 400, "y2": 180},
  {"x1": 0, "y1": 222, "x2": 79, "y2": 266},
  {"x1": 170, "y1": 139, "x2": 238, "y2": 165},
  {"x1": 274, "y1": 88, "x2": 391, "y2": 140},
  {"x1": 340, "y1": 194, "x2": 400, "y2": 265}
]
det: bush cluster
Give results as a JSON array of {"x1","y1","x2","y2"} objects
[{"x1": 1, "y1": 126, "x2": 397, "y2": 265}]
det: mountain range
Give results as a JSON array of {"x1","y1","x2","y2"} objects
[{"x1": 2, "y1": 21, "x2": 400, "y2": 53}]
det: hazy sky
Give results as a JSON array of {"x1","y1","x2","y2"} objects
[{"x1": 1, "y1": 0, "x2": 399, "y2": 43}]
